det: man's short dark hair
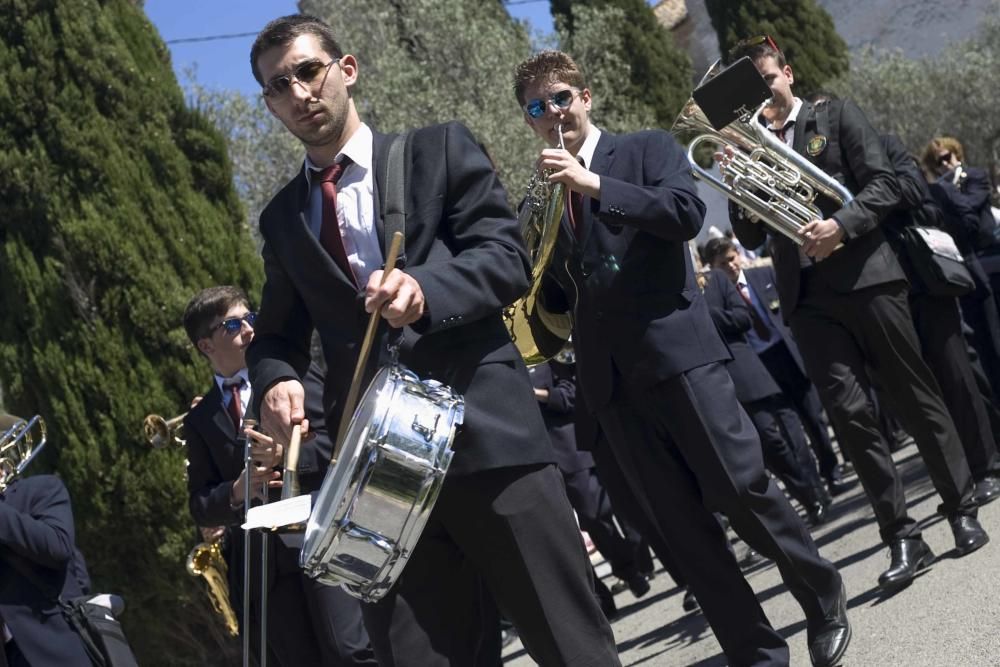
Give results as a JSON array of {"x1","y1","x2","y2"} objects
[
  {"x1": 729, "y1": 41, "x2": 787, "y2": 69},
  {"x1": 703, "y1": 237, "x2": 737, "y2": 266},
  {"x1": 513, "y1": 50, "x2": 588, "y2": 107},
  {"x1": 183, "y1": 286, "x2": 251, "y2": 346},
  {"x1": 250, "y1": 14, "x2": 345, "y2": 86}
]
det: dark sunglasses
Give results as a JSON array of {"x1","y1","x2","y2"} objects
[
  {"x1": 523, "y1": 89, "x2": 578, "y2": 119},
  {"x1": 262, "y1": 59, "x2": 337, "y2": 98},
  {"x1": 210, "y1": 312, "x2": 257, "y2": 336},
  {"x1": 727, "y1": 35, "x2": 781, "y2": 62},
  {"x1": 937, "y1": 151, "x2": 954, "y2": 165}
]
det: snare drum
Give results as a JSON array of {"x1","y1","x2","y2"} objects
[{"x1": 301, "y1": 364, "x2": 463, "y2": 601}]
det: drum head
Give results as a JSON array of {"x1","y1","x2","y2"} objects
[{"x1": 302, "y1": 366, "x2": 395, "y2": 569}]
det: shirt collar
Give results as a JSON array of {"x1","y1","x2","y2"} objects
[
  {"x1": 765, "y1": 97, "x2": 802, "y2": 131},
  {"x1": 303, "y1": 122, "x2": 374, "y2": 188},
  {"x1": 737, "y1": 269, "x2": 749, "y2": 288},
  {"x1": 576, "y1": 126, "x2": 602, "y2": 169},
  {"x1": 214, "y1": 368, "x2": 249, "y2": 394}
]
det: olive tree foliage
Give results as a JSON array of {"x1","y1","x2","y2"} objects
[
  {"x1": 831, "y1": 2, "x2": 1000, "y2": 176},
  {"x1": 299, "y1": 0, "x2": 539, "y2": 196},
  {"x1": 188, "y1": 80, "x2": 301, "y2": 246},
  {"x1": 555, "y1": 4, "x2": 659, "y2": 134}
]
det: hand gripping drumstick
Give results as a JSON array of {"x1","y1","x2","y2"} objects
[{"x1": 331, "y1": 231, "x2": 404, "y2": 465}]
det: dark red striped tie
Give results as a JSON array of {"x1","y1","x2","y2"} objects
[{"x1": 318, "y1": 158, "x2": 355, "y2": 283}]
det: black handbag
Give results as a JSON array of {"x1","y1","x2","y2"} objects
[
  {"x1": 900, "y1": 226, "x2": 974, "y2": 297},
  {"x1": 59, "y1": 595, "x2": 139, "y2": 667}
]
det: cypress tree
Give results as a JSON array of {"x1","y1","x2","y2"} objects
[
  {"x1": 551, "y1": 0, "x2": 693, "y2": 128},
  {"x1": 0, "y1": 0, "x2": 260, "y2": 662},
  {"x1": 705, "y1": 0, "x2": 849, "y2": 97}
]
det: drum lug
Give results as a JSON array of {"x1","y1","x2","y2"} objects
[{"x1": 411, "y1": 413, "x2": 440, "y2": 442}]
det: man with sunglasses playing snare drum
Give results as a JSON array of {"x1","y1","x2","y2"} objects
[
  {"x1": 725, "y1": 36, "x2": 989, "y2": 593},
  {"x1": 246, "y1": 14, "x2": 619, "y2": 667},
  {"x1": 183, "y1": 285, "x2": 376, "y2": 666},
  {"x1": 514, "y1": 49, "x2": 849, "y2": 667}
]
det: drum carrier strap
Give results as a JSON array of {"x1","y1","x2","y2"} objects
[{"x1": 382, "y1": 132, "x2": 410, "y2": 267}]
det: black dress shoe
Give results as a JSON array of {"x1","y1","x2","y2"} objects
[
  {"x1": 950, "y1": 515, "x2": 990, "y2": 556},
  {"x1": 877, "y1": 538, "x2": 935, "y2": 591},
  {"x1": 807, "y1": 582, "x2": 851, "y2": 667},
  {"x1": 807, "y1": 500, "x2": 830, "y2": 526},
  {"x1": 681, "y1": 588, "x2": 700, "y2": 613},
  {"x1": 826, "y1": 478, "x2": 855, "y2": 497},
  {"x1": 973, "y1": 476, "x2": 1000, "y2": 507},
  {"x1": 626, "y1": 573, "x2": 651, "y2": 598}
]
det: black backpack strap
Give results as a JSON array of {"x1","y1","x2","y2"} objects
[{"x1": 382, "y1": 131, "x2": 410, "y2": 267}]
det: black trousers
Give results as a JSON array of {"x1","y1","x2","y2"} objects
[
  {"x1": 759, "y1": 342, "x2": 841, "y2": 481},
  {"x1": 959, "y1": 274, "x2": 1000, "y2": 397},
  {"x1": 562, "y1": 467, "x2": 644, "y2": 581},
  {"x1": 588, "y1": 432, "x2": 689, "y2": 587},
  {"x1": 599, "y1": 362, "x2": 842, "y2": 667},
  {"x1": 361, "y1": 464, "x2": 620, "y2": 667},
  {"x1": 240, "y1": 569, "x2": 376, "y2": 667},
  {"x1": 790, "y1": 278, "x2": 977, "y2": 544},
  {"x1": 911, "y1": 293, "x2": 1000, "y2": 479},
  {"x1": 744, "y1": 394, "x2": 825, "y2": 508}
]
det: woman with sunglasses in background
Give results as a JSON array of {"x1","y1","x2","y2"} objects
[
  {"x1": 182, "y1": 285, "x2": 377, "y2": 667},
  {"x1": 922, "y1": 137, "x2": 1000, "y2": 400}
]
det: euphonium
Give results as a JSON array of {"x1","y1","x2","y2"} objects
[
  {"x1": 506, "y1": 124, "x2": 573, "y2": 365},
  {"x1": 0, "y1": 415, "x2": 47, "y2": 492},
  {"x1": 187, "y1": 537, "x2": 239, "y2": 637},
  {"x1": 143, "y1": 412, "x2": 187, "y2": 449},
  {"x1": 671, "y1": 60, "x2": 853, "y2": 247}
]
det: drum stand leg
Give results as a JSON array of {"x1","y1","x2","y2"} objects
[
  {"x1": 259, "y1": 480, "x2": 269, "y2": 667},
  {"x1": 242, "y1": 437, "x2": 253, "y2": 667}
]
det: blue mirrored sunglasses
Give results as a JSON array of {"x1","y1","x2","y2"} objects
[
  {"x1": 523, "y1": 89, "x2": 577, "y2": 119},
  {"x1": 211, "y1": 312, "x2": 257, "y2": 336}
]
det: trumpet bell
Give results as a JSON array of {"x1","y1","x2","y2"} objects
[{"x1": 143, "y1": 413, "x2": 187, "y2": 448}]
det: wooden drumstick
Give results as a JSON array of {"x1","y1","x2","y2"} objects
[
  {"x1": 332, "y1": 231, "x2": 404, "y2": 465},
  {"x1": 281, "y1": 424, "x2": 302, "y2": 500}
]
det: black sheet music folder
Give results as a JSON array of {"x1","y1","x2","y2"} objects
[{"x1": 692, "y1": 57, "x2": 772, "y2": 131}]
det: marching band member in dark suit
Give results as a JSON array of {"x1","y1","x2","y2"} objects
[
  {"x1": 0, "y1": 414, "x2": 92, "y2": 667},
  {"x1": 515, "y1": 49, "x2": 848, "y2": 667},
  {"x1": 183, "y1": 286, "x2": 376, "y2": 666},
  {"x1": 921, "y1": 136, "x2": 1000, "y2": 397},
  {"x1": 726, "y1": 37, "x2": 988, "y2": 593},
  {"x1": 705, "y1": 240, "x2": 851, "y2": 494},
  {"x1": 878, "y1": 134, "x2": 1000, "y2": 505},
  {"x1": 702, "y1": 268, "x2": 832, "y2": 523},
  {"x1": 246, "y1": 16, "x2": 619, "y2": 667}
]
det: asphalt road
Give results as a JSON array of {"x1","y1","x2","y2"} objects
[{"x1": 503, "y1": 444, "x2": 1000, "y2": 666}]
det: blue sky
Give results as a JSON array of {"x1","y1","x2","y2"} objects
[{"x1": 145, "y1": 1, "x2": 554, "y2": 96}]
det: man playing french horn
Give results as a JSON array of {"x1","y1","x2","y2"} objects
[
  {"x1": 724, "y1": 36, "x2": 990, "y2": 593},
  {"x1": 514, "y1": 49, "x2": 849, "y2": 667}
]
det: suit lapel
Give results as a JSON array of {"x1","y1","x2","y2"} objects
[{"x1": 372, "y1": 130, "x2": 392, "y2": 256}]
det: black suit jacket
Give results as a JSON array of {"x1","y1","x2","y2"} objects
[
  {"x1": 547, "y1": 129, "x2": 729, "y2": 411},
  {"x1": 731, "y1": 99, "x2": 904, "y2": 312},
  {"x1": 529, "y1": 361, "x2": 593, "y2": 474},
  {"x1": 247, "y1": 122, "x2": 552, "y2": 476},
  {"x1": 929, "y1": 166, "x2": 996, "y2": 255},
  {"x1": 0, "y1": 475, "x2": 92, "y2": 666},
  {"x1": 743, "y1": 265, "x2": 808, "y2": 375},
  {"x1": 702, "y1": 270, "x2": 781, "y2": 403},
  {"x1": 186, "y1": 363, "x2": 332, "y2": 603}
]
